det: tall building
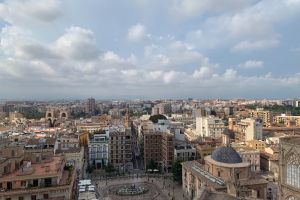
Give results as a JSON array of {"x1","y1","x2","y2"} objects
[
  {"x1": 88, "y1": 130, "x2": 109, "y2": 169},
  {"x1": 151, "y1": 103, "x2": 172, "y2": 115},
  {"x1": 109, "y1": 128, "x2": 133, "y2": 173},
  {"x1": 234, "y1": 118, "x2": 263, "y2": 142},
  {"x1": 279, "y1": 136, "x2": 300, "y2": 200},
  {"x1": 143, "y1": 130, "x2": 174, "y2": 172},
  {"x1": 161, "y1": 131, "x2": 174, "y2": 172},
  {"x1": 196, "y1": 115, "x2": 225, "y2": 138},
  {"x1": 124, "y1": 108, "x2": 131, "y2": 128},
  {"x1": 85, "y1": 97, "x2": 96, "y2": 115},
  {"x1": 249, "y1": 108, "x2": 272, "y2": 127}
]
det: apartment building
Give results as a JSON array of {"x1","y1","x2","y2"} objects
[
  {"x1": 196, "y1": 115, "x2": 225, "y2": 138},
  {"x1": 234, "y1": 118, "x2": 263, "y2": 142},
  {"x1": 0, "y1": 145, "x2": 76, "y2": 200},
  {"x1": 151, "y1": 103, "x2": 172, "y2": 115},
  {"x1": 174, "y1": 143, "x2": 196, "y2": 161},
  {"x1": 249, "y1": 108, "x2": 272, "y2": 127},
  {"x1": 55, "y1": 133, "x2": 84, "y2": 173},
  {"x1": 143, "y1": 130, "x2": 174, "y2": 172},
  {"x1": 274, "y1": 114, "x2": 300, "y2": 127},
  {"x1": 109, "y1": 128, "x2": 133, "y2": 173},
  {"x1": 236, "y1": 147, "x2": 261, "y2": 172},
  {"x1": 88, "y1": 130, "x2": 109, "y2": 169}
]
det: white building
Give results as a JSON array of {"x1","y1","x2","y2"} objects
[
  {"x1": 151, "y1": 103, "x2": 172, "y2": 115},
  {"x1": 237, "y1": 148, "x2": 261, "y2": 172},
  {"x1": 239, "y1": 118, "x2": 263, "y2": 141},
  {"x1": 88, "y1": 130, "x2": 109, "y2": 169},
  {"x1": 174, "y1": 143, "x2": 196, "y2": 161},
  {"x1": 196, "y1": 115, "x2": 225, "y2": 138}
]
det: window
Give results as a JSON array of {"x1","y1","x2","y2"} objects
[
  {"x1": 31, "y1": 195, "x2": 36, "y2": 200},
  {"x1": 21, "y1": 181, "x2": 26, "y2": 187},
  {"x1": 286, "y1": 196, "x2": 295, "y2": 200},
  {"x1": 18, "y1": 197, "x2": 24, "y2": 200},
  {"x1": 286, "y1": 153, "x2": 300, "y2": 188},
  {"x1": 236, "y1": 172, "x2": 240, "y2": 179}
]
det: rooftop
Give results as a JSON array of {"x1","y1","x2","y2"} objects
[
  {"x1": 182, "y1": 161, "x2": 226, "y2": 188},
  {"x1": 0, "y1": 156, "x2": 65, "y2": 182},
  {"x1": 280, "y1": 136, "x2": 300, "y2": 145},
  {"x1": 211, "y1": 146, "x2": 242, "y2": 164}
]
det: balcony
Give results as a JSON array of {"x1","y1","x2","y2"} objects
[{"x1": 0, "y1": 168, "x2": 75, "y2": 198}]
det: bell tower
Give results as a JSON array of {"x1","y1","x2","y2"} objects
[{"x1": 124, "y1": 108, "x2": 130, "y2": 128}]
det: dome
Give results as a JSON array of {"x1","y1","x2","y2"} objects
[{"x1": 211, "y1": 146, "x2": 242, "y2": 164}]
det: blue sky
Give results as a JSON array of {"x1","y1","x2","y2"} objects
[{"x1": 0, "y1": 0, "x2": 300, "y2": 99}]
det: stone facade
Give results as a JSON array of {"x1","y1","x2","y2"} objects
[
  {"x1": 279, "y1": 136, "x2": 300, "y2": 200},
  {"x1": 182, "y1": 146, "x2": 268, "y2": 200}
]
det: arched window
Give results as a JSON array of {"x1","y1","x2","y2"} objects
[
  {"x1": 286, "y1": 153, "x2": 300, "y2": 188},
  {"x1": 286, "y1": 196, "x2": 295, "y2": 200}
]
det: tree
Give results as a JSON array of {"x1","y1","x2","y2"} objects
[
  {"x1": 146, "y1": 159, "x2": 158, "y2": 171},
  {"x1": 21, "y1": 111, "x2": 45, "y2": 120},
  {"x1": 149, "y1": 114, "x2": 167, "y2": 123},
  {"x1": 105, "y1": 163, "x2": 115, "y2": 173},
  {"x1": 172, "y1": 160, "x2": 182, "y2": 184},
  {"x1": 86, "y1": 165, "x2": 93, "y2": 174}
]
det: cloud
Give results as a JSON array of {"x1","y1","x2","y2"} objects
[
  {"x1": 232, "y1": 39, "x2": 279, "y2": 51},
  {"x1": 0, "y1": 1, "x2": 300, "y2": 99},
  {"x1": 144, "y1": 41, "x2": 212, "y2": 71},
  {"x1": 127, "y1": 23, "x2": 147, "y2": 42},
  {"x1": 185, "y1": 0, "x2": 300, "y2": 51},
  {"x1": 0, "y1": 0, "x2": 62, "y2": 26},
  {"x1": 171, "y1": 0, "x2": 254, "y2": 18},
  {"x1": 238, "y1": 60, "x2": 264, "y2": 69},
  {"x1": 192, "y1": 67, "x2": 214, "y2": 79},
  {"x1": 53, "y1": 26, "x2": 99, "y2": 61}
]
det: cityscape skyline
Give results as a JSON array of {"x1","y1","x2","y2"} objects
[{"x1": 1, "y1": 0, "x2": 300, "y2": 99}]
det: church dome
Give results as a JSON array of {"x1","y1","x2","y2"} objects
[{"x1": 211, "y1": 146, "x2": 242, "y2": 164}]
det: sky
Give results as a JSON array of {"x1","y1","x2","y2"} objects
[{"x1": 0, "y1": 0, "x2": 300, "y2": 100}]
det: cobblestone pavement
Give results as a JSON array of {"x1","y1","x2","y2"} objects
[{"x1": 95, "y1": 176, "x2": 184, "y2": 200}]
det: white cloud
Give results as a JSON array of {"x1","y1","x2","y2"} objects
[
  {"x1": 127, "y1": 23, "x2": 147, "y2": 42},
  {"x1": 54, "y1": 26, "x2": 99, "y2": 60},
  {"x1": 238, "y1": 60, "x2": 264, "y2": 69},
  {"x1": 0, "y1": 0, "x2": 62, "y2": 26},
  {"x1": 185, "y1": 0, "x2": 300, "y2": 51},
  {"x1": 232, "y1": 39, "x2": 279, "y2": 51},
  {"x1": 0, "y1": 0, "x2": 300, "y2": 99},
  {"x1": 193, "y1": 67, "x2": 214, "y2": 79},
  {"x1": 144, "y1": 40, "x2": 212, "y2": 71},
  {"x1": 171, "y1": 0, "x2": 254, "y2": 18}
]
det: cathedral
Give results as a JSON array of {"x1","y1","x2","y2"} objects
[
  {"x1": 182, "y1": 146, "x2": 268, "y2": 199},
  {"x1": 279, "y1": 136, "x2": 300, "y2": 200}
]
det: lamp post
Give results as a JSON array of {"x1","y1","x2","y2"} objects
[
  {"x1": 153, "y1": 169, "x2": 159, "y2": 179},
  {"x1": 147, "y1": 169, "x2": 153, "y2": 181}
]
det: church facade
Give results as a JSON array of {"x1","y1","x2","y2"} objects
[{"x1": 279, "y1": 136, "x2": 300, "y2": 200}]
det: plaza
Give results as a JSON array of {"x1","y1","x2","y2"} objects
[{"x1": 94, "y1": 175, "x2": 184, "y2": 200}]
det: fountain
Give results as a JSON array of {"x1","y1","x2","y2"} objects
[{"x1": 116, "y1": 184, "x2": 149, "y2": 196}]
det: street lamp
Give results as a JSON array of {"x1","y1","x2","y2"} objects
[
  {"x1": 147, "y1": 169, "x2": 153, "y2": 181},
  {"x1": 153, "y1": 169, "x2": 159, "y2": 179}
]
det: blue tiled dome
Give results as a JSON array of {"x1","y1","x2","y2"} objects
[{"x1": 211, "y1": 146, "x2": 242, "y2": 164}]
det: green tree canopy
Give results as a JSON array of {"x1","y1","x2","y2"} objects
[
  {"x1": 105, "y1": 163, "x2": 115, "y2": 173},
  {"x1": 149, "y1": 114, "x2": 167, "y2": 123},
  {"x1": 172, "y1": 160, "x2": 182, "y2": 184},
  {"x1": 146, "y1": 159, "x2": 158, "y2": 171}
]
